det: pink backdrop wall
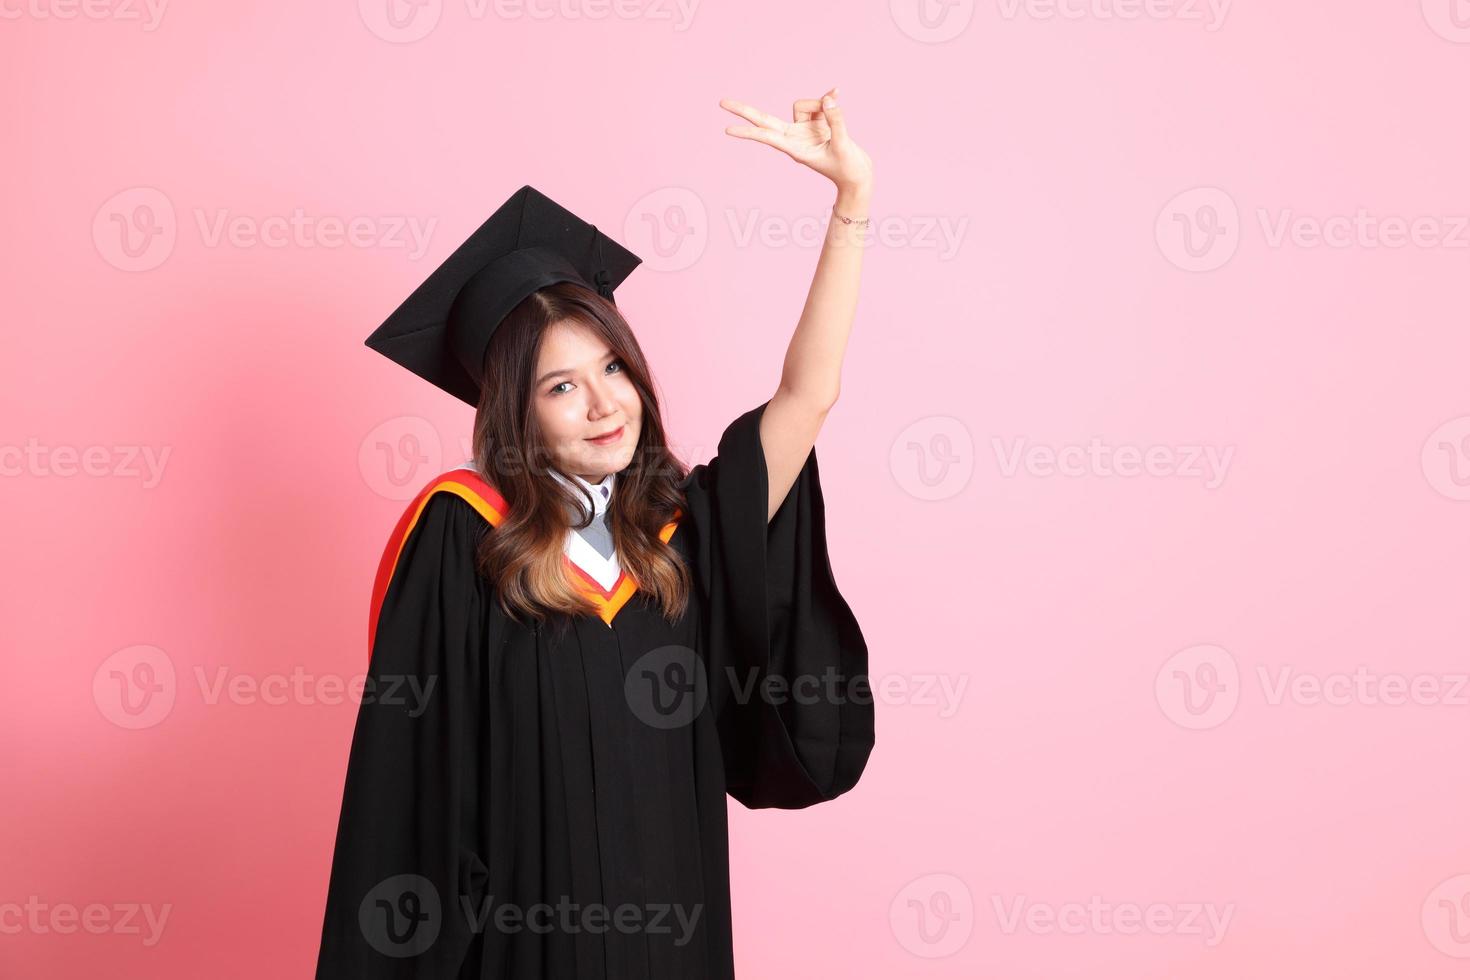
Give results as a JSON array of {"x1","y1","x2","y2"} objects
[{"x1": 5, "y1": 1, "x2": 1470, "y2": 977}]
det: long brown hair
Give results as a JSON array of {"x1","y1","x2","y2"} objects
[{"x1": 467, "y1": 281, "x2": 692, "y2": 628}]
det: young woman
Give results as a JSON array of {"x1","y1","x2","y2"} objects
[{"x1": 316, "y1": 88, "x2": 875, "y2": 979}]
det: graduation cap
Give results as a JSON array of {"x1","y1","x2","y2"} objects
[{"x1": 365, "y1": 184, "x2": 643, "y2": 406}]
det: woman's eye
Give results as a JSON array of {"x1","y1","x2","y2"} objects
[{"x1": 549, "y1": 361, "x2": 620, "y2": 396}]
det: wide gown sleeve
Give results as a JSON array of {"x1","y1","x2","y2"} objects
[
  {"x1": 315, "y1": 492, "x2": 491, "y2": 978},
  {"x1": 680, "y1": 399, "x2": 875, "y2": 810}
]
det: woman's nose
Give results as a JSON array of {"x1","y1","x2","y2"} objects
[{"x1": 586, "y1": 378, "x2": 618, "y2": 416}]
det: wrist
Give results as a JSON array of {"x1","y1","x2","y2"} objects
[{"x1": 833, "y1": 183, "x2": 872, "y2": 215}]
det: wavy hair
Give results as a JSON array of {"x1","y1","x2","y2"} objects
[{"x1": 466, "y1": 281, "x2": 692, "y2": 629}]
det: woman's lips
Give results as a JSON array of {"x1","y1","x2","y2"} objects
[{"x1": 586, "y1": 425, "x2": 624, "y2": 446}]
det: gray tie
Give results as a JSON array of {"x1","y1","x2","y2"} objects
[{"x1": 569, "y1": 483, "x2": 616, "y2": 560}]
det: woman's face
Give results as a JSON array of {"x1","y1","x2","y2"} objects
[{"x1": 530, "y1": 318, "x2": 642, "y2": 483}]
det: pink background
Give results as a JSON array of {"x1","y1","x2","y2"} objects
[{"x1": 5, "y1": 1, "x2": 1470, "y2": 977}]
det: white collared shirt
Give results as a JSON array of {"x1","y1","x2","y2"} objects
[
  {"x1": 549, "y1": 468, "x2": 622, "y2": 591},
  {"x1": 451, "y1": 460, "x2": 623, "y2": 591}
]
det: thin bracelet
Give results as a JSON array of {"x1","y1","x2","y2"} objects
[{"x1": 832, "y1": 206, "x2": 870, "y2": 226}]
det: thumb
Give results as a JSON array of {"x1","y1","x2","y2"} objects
[{"x1": 820, "y1": 95, "x2": 848, "y2": 141}]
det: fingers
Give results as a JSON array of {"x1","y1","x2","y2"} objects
[
  {"x1": 820, "y1": 92, "x2": 848, "y2": 141},
  {"x1": 718, "y1": 97, "x2": 787, "y2": 133},
  {"x1": 723, "y1": 124, "x2": 782, "y2": 149},
  {"x1": 794, "y1": 87, "x2": 837, "y2": 122},
  {"x1": 722, "y1": 90, "x2": 846, "y2": 153}
]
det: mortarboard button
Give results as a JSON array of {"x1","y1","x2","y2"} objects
[{"x1": 363, "y1": 185, "x2": 642, "y2": 407}]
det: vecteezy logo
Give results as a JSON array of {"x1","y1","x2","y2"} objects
[
  {"x1": 1421, "y1": 416, "x2": 1470, "y2": 501},
  {"x1": 890, "y1": 416, "x2": 974, "y2": 501},
  {"x1": 359, "y1": 416, "x2": 443, "y2": 501},
  {"x1": 358, "y1": 0, "x2": 442, "y2": 42},
  {"x1": 1421, "y1": 0, "x2": 1470, "y2": 42},
  {"x1": 889, "y1": 0, "x2": 975, "y2": 43},
  {"x1": 93, "y1": 187, "x2": 177, "y2": 272},
  {"x1": 93, "y1": 645, "x2": 177, "y2": 729},
  {"x1": 360, "y1": 874, "x2": 442, "y2": 957},
  {"x1": 624, "y1": 188, "x2": 707, "y2": 273},
  {"x1": 1156, "y1": 187, "x2": 1239, "y2": 272},
  {"x1": 1155, "y1": 643, "x2": 1240, "y2": 730},
  {"x1": 1422, "y1": 874, "x2": 1470, "y2": 958},
  {"x1": 890, "y1": 872, "x2": 974, "y2": 958},
  {"x1": 624, "y1": 645, "x2": 708, "y2": 730}
]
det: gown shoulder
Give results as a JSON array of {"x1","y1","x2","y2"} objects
[
  {"x1": 316, "y1": 470, "x2": 496, "y2": 976},
  {"x1": 366, "y1": 466, "x2": 504, "y2": 653}
]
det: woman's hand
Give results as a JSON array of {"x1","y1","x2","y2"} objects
[{"x1": 719, "y1": 87, "x2": 874, "y2": 194}]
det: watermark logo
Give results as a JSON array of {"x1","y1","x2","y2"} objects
[
  {"x1": 888, "y1": 418, "x2": 1234, "y2": 500},
  {"x1": 624, "y1": 187, "x2": 708, "y2": 273},
  {"x1": 890, "y1": 872, "x2": 975, "y2": 958},
  {"x1": 869, "y1": 671, "x2": 969, "y2": 719},
  {"x1": 992, "y1": 436, "x2": 1234, "y2": 488},
  {"x1": 624, "y1": 655, "x2": 919, "y2": 728},
  {"x1": 1423, "y1": 874, "x2": 1470, "y2": 958},
  {"x1": 192, "y1": 209, "x2": 436, "y2": 257},
  {"x1": 358, "y1": 0, "x2": 699, "y2": 40},
  {"x1": 94, "y1": 646, "x2": 442, "y2": 728},
  {"x1": 358, "y1": 0, "x2": 444, "y2": 41},
  {"x1": 1422, "y1": 415, "x2": 1470, "y2": 501},
  {"x1": 461, "y1": 896, "x2": 703, "y2": 943},
  {"x1": 93, "y1": 188, "x2": 437, "y2": 271},
  {"x1": 1421, "y1": 0, "x2": 1470, "y2": 42},
  {"x1": 1156, "y1": 187, "x2": 1239, "y2": 272},
  {"x1": 0, "y1": 440, "x2": 172, "y2": 487},
  {"x1": 889, "y1": 0, "x2": 974, "y2": 42},
  {"x1": 360, "y1": 416, "x2": 445, "y2": 501},
  {"x1": 1155, "y1": 644, "x2": 1240, "y2": 730},
  {"x1": 622, "y1": 188, "x2": 965, "y2": 265},
  {"x1": 0, "y1": 0, "x2": 169, "y2": 30},
  {"x1": 1257, "y1": 666, "x2": 1470, "y2": 709},
  {"x1": 1256, "y1": 209, "x2": 1470, "y2": 250},
  {"x1": 93, "y1": 645, "x2": 177, "y2": 730},
  {"x1": 93, "y1": 187, "x2": 177, "y2": 272},
  {"x1": 991, "y1": 894, "x2": 1234, "y2": 946},
  {"x1": 994, "y1": 0, "x2": 1231, "y2": 30},
  {"x1": 1157, "y1": 645, "x2": 1470, "y2": 729},
  {"x1": 725, "y1": 665, "x2": 874, "y2": 714},
  {"x1": 890, "y1": 416, "x2": 975, "y2": 502},
  {"x1": 194, "y1": 667, "x2": 439, "y2": 715},
  {"x1": 726, "y1": 208, "x2": 966, "y2": 258},
  {"x1": 0, "y1": 898, "x2": 172, "y2": 946},
  {"x1": 1160, "y1": 188, "x2": 1470, "y2": 268},
  {"x1": 624, "y1": 645, "x2": 708, "y2": 730},
  {"x1": 360, "y1": 874, "x2": 442, "y2": 957}
]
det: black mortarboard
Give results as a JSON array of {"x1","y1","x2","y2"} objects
[{"x1": 364, "y1": 184, "x2": 643, "y2": 406}]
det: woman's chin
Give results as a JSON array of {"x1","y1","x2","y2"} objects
[{"x1": 572, "y1": 439, "x2": 635, "y2": 476}]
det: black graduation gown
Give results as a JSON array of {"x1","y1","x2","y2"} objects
[{"x1": 314, "y1": 399, "x2": 874, "y2": 979}]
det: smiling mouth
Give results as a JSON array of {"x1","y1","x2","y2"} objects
[{"x1": 586, "y1": 425, "x2": 624, "y2": 444}]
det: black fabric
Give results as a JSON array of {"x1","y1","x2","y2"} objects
[
  {"x1": 315, "y1": 399, "x2": 874, "y2": 979},
  {"x1": 680, "y1": 400, "x2": 874, "y2": 808},
  {"x1": 363, "y1": 184, "x2": 643, "y2": 407}
]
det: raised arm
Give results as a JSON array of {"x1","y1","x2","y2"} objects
[{"x1": 719, "y1": 87, "x2": 874, "y2": 521}]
